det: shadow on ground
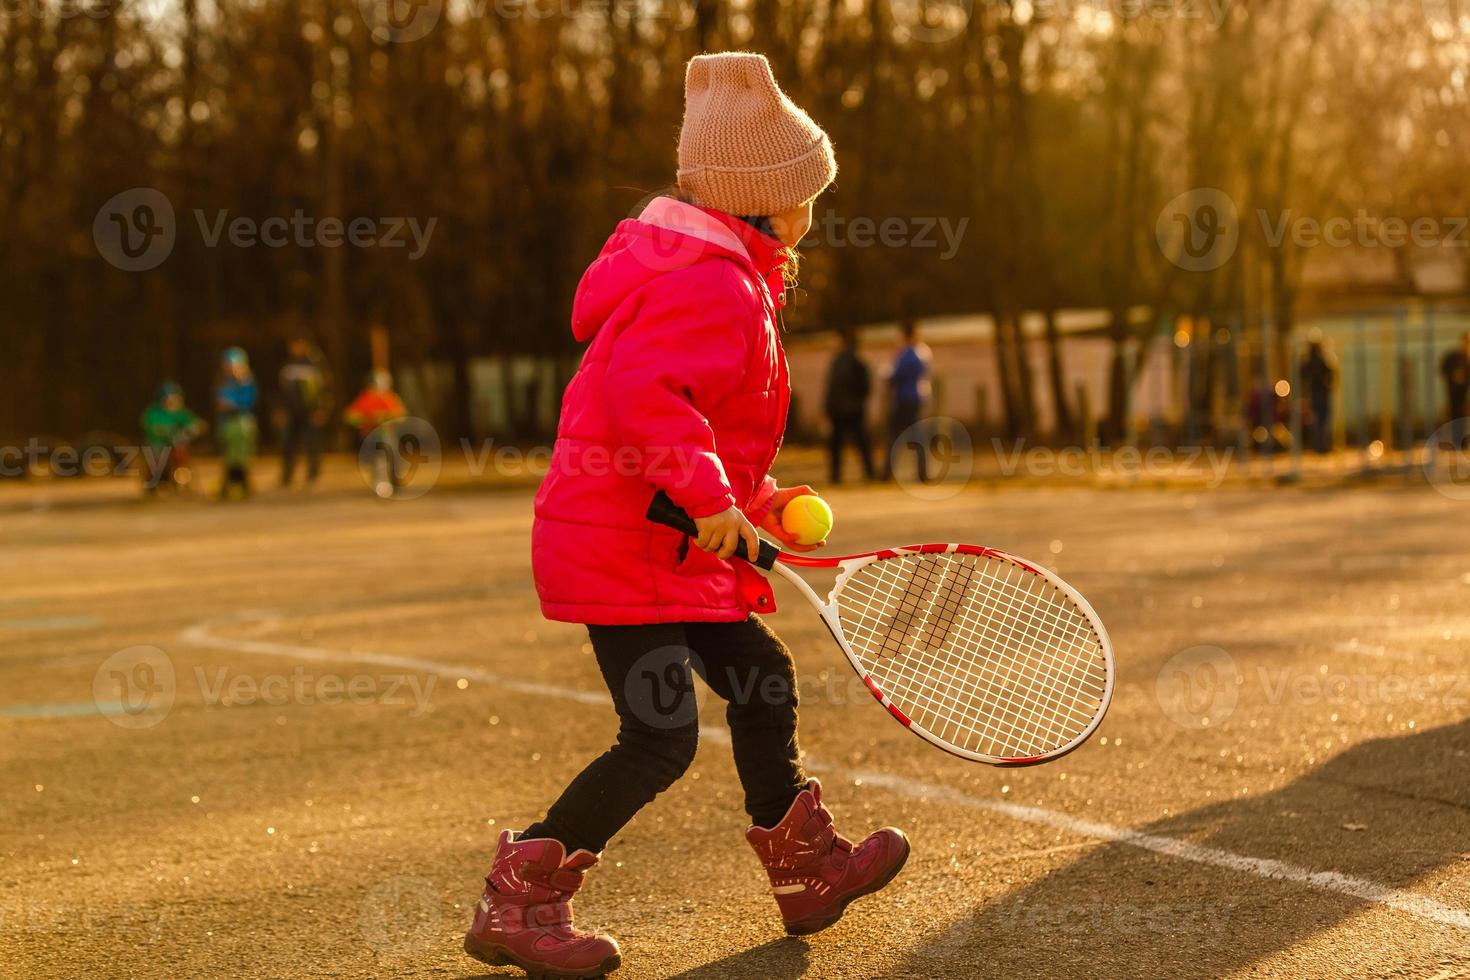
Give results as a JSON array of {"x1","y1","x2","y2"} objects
[
  {"x1": 664, "y1": 937, "x2": 812, "y2": 979},
  {"x1": 458, "y1": 937, "x2": 810, "y2": 980},
  {"x1": 900, "y1": 718, "x2": 1470, "y2": 976}
]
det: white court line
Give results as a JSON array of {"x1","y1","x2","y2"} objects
[
  {"x1": 844, "y1": 770, "x2": 1470, "y2": 930},
  {"x1": 179, "y1": 614, "x2": 607, "y2": 708},
  {"x1": 180, "y1": 612, "x2": 1470, "y2": 931}
]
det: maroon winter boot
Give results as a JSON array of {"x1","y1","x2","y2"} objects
[
  {"x1": 745, "y1": 778, "x2": 910, "y2": 935},
  {"x1": 464, "y1": 831, "x2": 621, "y2": 978}
]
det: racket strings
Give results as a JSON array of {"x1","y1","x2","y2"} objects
[
  {"x1": 836, "y1": 552, "x2": 1107, "y2": 760},
  {"x1": 905, "y1": 562, "x2": 1101, "y2": 757},
  {"x1": 847, "y1": 561, "x2": 1095, "y2": 757},
  {"x1": 873, "y1": 555, "x2": 976, "y2": 661}
]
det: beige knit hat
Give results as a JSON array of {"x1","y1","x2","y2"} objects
[{"x1": 676, "y1": 52, "x2": 836, "y2": 218}]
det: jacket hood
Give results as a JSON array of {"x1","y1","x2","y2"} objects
[{"x1": 571, "y1": 198, "x2": 787, "y2": 343}]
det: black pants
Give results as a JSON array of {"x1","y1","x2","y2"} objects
[
  {"x1": 1310, "y1": 394, "x2": 1332, "y2": 454},
  {"x1": 1450, "y1": 386, "x2": 1469, "y2": 449},
  {"x1": 220, "y1": 465, "x2": 250, "y2": 498},
  {"x1": 828, "y1": 413, "x2": 874, "y2": 484},
  {"x1": 280, "y1": 413, "x2": 323, "y2": 485},
  {"x1": 523, "y1": 617, "x2": 806, "y2": 854},
  {"x1": 886, "y1": 402, "x2": 929, "y2": 482}
]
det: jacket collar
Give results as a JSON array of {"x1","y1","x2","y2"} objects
[
  {"x1": 695, "y1": 206, "x2": 789, "y2": 279},
  {"x1": 636, "y1": 197, "x2": 789, "y2": 282}
]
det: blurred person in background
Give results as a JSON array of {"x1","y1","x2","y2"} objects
[
  {"x1": 823, "y1": 327, "x2": 874, "y2": 484},
  {"x1": 277, "y1": 337, "x2": 331, "y2": 488},
  {"x1": 343, "y1": 370, "x2": 407, "y2": 497},
  {"x1": 1442, "y1": 332, "x2": 1470, "y2": 449},
  {"x1": 1301, "y1": 331, "x2": 1336, "y2": 455},
  {"x1": 1244, "y1": 357, "x2": 1290, "y2": 453},
  {"x1": 215, "y1": 347, "x2": 259, "y2": 500},
  {"x1": 884, "y1": 319, "x2": 932, "y2": 483},
  {"x1": 140, "y1": 381, "x2": 206, "y2": 494}
]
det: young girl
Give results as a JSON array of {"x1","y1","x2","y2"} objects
[{"x1": 465, "y1": 53, "x2": 908, "y2": 979}]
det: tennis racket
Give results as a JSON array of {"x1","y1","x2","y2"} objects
[{"x1": 648, "y1": 492, "x2": 1114, "y2": 767}]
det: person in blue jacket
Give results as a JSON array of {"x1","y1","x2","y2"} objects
[
  {"x1": 884, "y1": 320, "x2": 932, "y2": 483},
  {"x1": 215, "y1": 347, "x2": 259, "y2": 499}
]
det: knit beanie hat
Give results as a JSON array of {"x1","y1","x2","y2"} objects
[{"x1": 676, "y1": 52, "x2": 837, "y2": 218}]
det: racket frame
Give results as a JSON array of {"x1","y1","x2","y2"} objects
[
  {"x1": 769, "y1": 543, "x2": 1115, "y2": 767},
  {"x1": 644, "y1": 492, "x2": 1114, "y2": 766}
]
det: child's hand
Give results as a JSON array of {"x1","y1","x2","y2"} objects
[
  {"x1": 694, "y1": 506, "x2": 762, "y2": 561},
  {"x1": 761, "y1": 484, "x2": 826, "y2": 552}
]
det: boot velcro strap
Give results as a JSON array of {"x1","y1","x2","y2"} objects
[
  {"x1": 803, "y1": 810, "x2": 834, "y2": 839},
  {"x1": 803, "y1": 810, "x2": 842, "y2": 852},
  {"x1": 546, "y1": 869, "x2": 585, "y2": 892}
]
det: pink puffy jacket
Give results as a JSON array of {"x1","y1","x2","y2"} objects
[{"x1": 532, "y1": 198, "x2": 791, "y2": 625}]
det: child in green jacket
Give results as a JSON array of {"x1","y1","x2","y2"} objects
[{"x1": 140, "y1": 382, "x2": 206, "y2": 493}]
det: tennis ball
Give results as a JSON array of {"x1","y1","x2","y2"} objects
[{"x1": 781, "y1": 495, "x2": 833, "y2": 546}]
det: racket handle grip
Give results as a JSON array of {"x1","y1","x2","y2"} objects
[{"x1": 646, "y1": 491, "x2": 779, "y2": 570}]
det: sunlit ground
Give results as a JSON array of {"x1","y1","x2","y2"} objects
[{"x1": 3, "y1": 467, "x2": 1470, "y2": 978}]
